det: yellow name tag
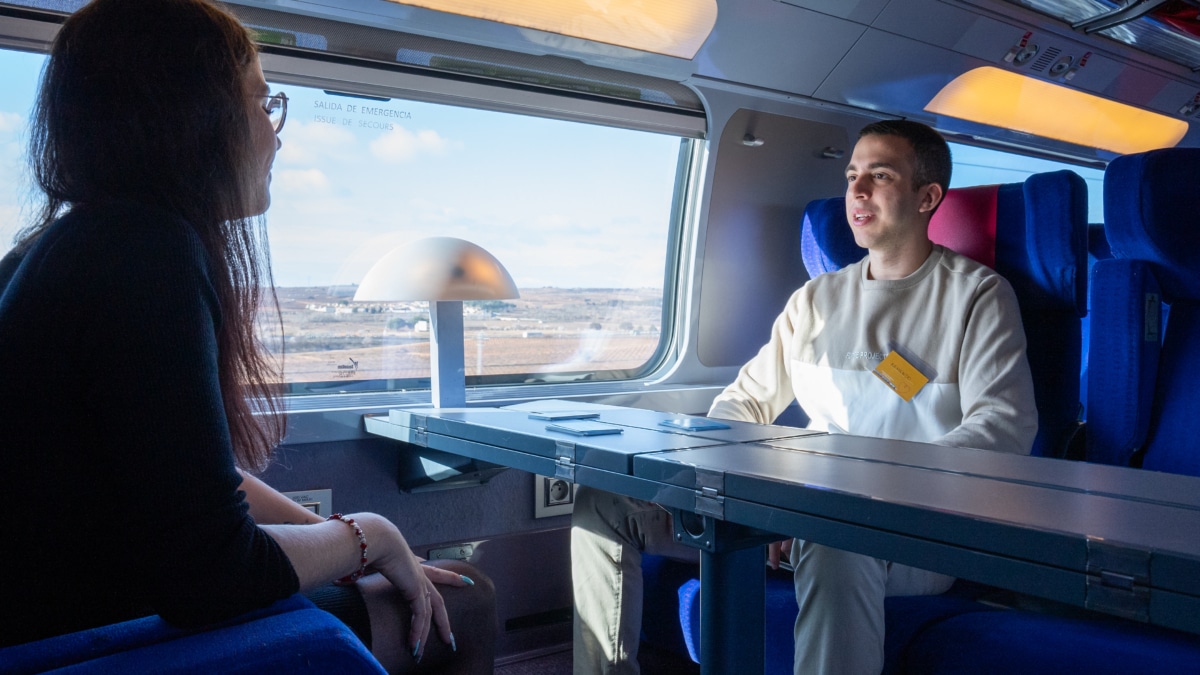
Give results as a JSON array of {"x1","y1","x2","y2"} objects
[{"x1": 872, "y1": 351, "x2": 929, "y2": 402}]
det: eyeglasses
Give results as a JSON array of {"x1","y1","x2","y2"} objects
[{"x1": 261, "y1": 92, "x2": 288, "y2": 133}]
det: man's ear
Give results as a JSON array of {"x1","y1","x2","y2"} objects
[{"x1": 918, "y1": 183, "x2": 944, "y2": 214}]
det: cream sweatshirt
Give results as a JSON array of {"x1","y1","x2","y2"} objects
[{"x1": 709, "y1": 245, "x2": 1037, "y2": 455}]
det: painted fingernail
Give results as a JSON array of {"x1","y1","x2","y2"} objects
[
  {"x1": 460, "y1": 575, "x2": 475, "y2": 586},
  {"x1": 450, "y1": 632, "x2": 458, "y2": 652},
  {"x1": 413, "y1": 639, "x2": 421, "y2": 658}
]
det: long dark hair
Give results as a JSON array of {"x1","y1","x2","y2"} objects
[{"x1": 22, "y1": 0, "x2": 284, "y2": 471}]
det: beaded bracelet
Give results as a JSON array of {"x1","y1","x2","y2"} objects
[{"x1": 327, "y1": 513, "x2": 368, "y2": 582}]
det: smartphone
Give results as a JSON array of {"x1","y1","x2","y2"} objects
[
  {"x1": 528, "y1": 411, "x2": 602, "y2": 421},
  {"x1": 546, "y1": 420, "x2": 624, "y2": 436}
]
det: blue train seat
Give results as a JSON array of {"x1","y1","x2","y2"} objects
[
  {"x1": 773, "y1": 160, "x2": 1200, "y2": 672},
  {"x1": 0, "y1": 594, "x2": 385, "y2": 675},
  {"x1": 884, "y1": 155, "x2": 1200, "y2": 674},
  {"x1": 895, "y1": 605, "x2": 1200, "y2": 674},
  {"x1": 1087, "y1": 147, "x2": 1200, "y2": 475},
  {"x1": 800, "y1": 171, "x2": 1089, "y2": 457},
  {"x1": 671, "y1": 569, "x2": 1200, "y2": 674},
  {"x1": 1078, "y1": 222, "x2": 1113, "y2": 444},
  {"x1": 655, "y1": 170, "x2": 1090, "y2": 673}
]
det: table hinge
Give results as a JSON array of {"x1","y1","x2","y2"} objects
[
  {"x1": 1085, "y1": 538, "x2": 1150, "y2": 621},
  {"x1": 387, "y1": 410, "x2": 428, "y2": 446},
  {"x1": 555, "y1": 441, "x2": 576, "y2": 481},
  {"x1": 694, "y1": 468, "x2": 725, "y2": 519}
]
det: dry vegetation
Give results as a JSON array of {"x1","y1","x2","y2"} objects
[{"x1": 265, "y1": 286, "x2": 664, "y2": 384}]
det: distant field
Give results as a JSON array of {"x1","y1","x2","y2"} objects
[
  {"x1": 267, "y1": 286, "x2": 664, "y2": 384},
  {"x1": 283, "y1": 334, "x2": 660, "y2": 382}
]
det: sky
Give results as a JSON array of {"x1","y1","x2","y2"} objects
[
  {"x1": 949, "y1": 142, "x2": 1105, "y2": 219},
  {"x1": 263, "y1": 85, "x2": 682, "y2": 288},
  {"x1": 0, "y1": 49, "x2": 1108, "y2": 290},
  {"x1": 0, "y1": 49, "x2": 41, "y2": 256},
  {"x1": 0, "y1": 49, "x2": 682, "y2": 289}
]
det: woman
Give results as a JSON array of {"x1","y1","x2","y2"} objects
[{"x1": 0, "y1": 0, "x2": 494, "y2": 671}]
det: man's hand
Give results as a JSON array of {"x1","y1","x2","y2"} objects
[{"x1": 768, "y1": 538, "x2": 793, "y2": 570}]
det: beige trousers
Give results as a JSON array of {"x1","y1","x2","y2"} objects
[
  {"x1": 572, "y1": 486, "x2": 954, "y2": 675},
  {"x1": 790, "y1": 539, "x2": 954, "y2": 674},
  {"x1": 571, "y1": 486, "x2": 699, "y2": 675}
]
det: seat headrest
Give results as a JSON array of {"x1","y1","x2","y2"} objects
[
  {"x1": 1013, "y1": 170, "x2": 1088, "y2": 314},
  {"x1": 1104, "y1": 148, "x2": 1200, "y2": 299},
  {"x1": 800, "y1": 170, "x2": 1086, "y2": 314},
  {"x1": 798, "y1": 189, "x2": 1003, "y2": 272},
  {"x1": 800, "y1": 197, "x2": 859, "y2": 277},
  {"x1": 928, "y1": 185, "x2": 999, "y2": 268}
]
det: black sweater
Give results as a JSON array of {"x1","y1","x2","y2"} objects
[{"x1": 0, "y1": 201, "x2": 298, "y2": 647}]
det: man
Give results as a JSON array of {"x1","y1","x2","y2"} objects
[{"x1": 571, "y1": 120, "x2": 1037, "y2": 675}]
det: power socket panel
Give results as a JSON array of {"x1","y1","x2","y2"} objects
[
  {"x1": 534, "y1": 475, "x2": 577, "y2": 518},
  {"x1": 281, "y1": 489, "x2": 332, "y2": 518},
  {"x1": 428, "y1": 542, "x2": 480, "y2": 561}
]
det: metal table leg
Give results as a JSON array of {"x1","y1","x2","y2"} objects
[{"x1": 672, "y1": 509, "x2": 777, "y2": 675}]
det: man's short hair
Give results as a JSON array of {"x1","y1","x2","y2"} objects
[{"x1": 858, "y1": 120, "x2": 952, "y2": 196}]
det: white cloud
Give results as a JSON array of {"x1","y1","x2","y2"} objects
[
  {"x1": 277, "y1": 121, "x2": 356, "y2": 165},
  {"x1": 275, "y1": 168, "x2": 331, "y2": 193},
  {"x1": 0, "y1": 112, "x2": 21, "y2": 134},
  {"x1": 369, "y1": 127, "x2": 450, "y2": 162},
  {"x1": 534, "y1": 213, "x2": 571, "y2": 229}
]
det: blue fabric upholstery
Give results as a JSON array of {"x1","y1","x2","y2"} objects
[
  {"x1": 678, "y1": 578, "x2": 701, "y2": 663},
  {"x1": 0, "y1": 594, "x2": 385, "y2": 675},
  {"x1": 880, "y1": 588, "x2": 999, "y2": 675},
  {"x1": 798, "y1": 170, "x2": 1087, "y2": 457},
  {"x1": 1085, "y1": 259, "x2": 1161, "y2": 467},
  {"x1": 641, "y1": 553, "x2": 702, "y2": 660},
  {"x1": 799, "y1": 197, "x2": 859, "y2": 277},
  {"x1": 673, "y1": 568, "x2": 999, "y2": 674},
  {"x1": 1080, "y1": 223, "x2": 1114, "y2": 422},
  {"x1": 1103, "y1": 149, "x2": 1200, "y2": 299},
  {"x1": 798, "y1": 172, "x2": 1087, "y2": 311},
  {"x1": 675, "y1": 568, "x2": 796, "y2": 672},
  {"x1": 1089, "y1": 148, "x2": 1200, "y2": 476},
  {"x1": 898, "y1": 607, "x2": 1200, "y2": 674},
  {"x1": 1089, "y1": 222, "x2": 1112, "y2": 262},
  {"x1": 1143, "y1": 302, "x2": 1200, "y2": 475},
  {"x1": 672, "y1": 560, "x2": 1200, "y2": 674}
]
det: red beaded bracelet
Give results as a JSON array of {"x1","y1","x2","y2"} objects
[{"x1": 327, "y1": 513, "x2": 368, "y2": 582}]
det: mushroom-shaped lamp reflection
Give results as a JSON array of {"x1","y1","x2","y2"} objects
[{"x1": 354, "y1": 237, "x2": 518, "y2": 407}]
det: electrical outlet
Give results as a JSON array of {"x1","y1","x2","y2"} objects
[
  {"x1": 281, "y1": 488, "x2": 332, "y2": 517},
  {"x1": 546, "y1": 478, "x2": 572, "y2": 506},
  {"x1": 534, "y1": 475, "x2": 577, "y2": 518}
]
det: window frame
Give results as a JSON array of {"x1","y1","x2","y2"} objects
[{"x1": 257, "y1": 49, "x2": 706, "y2": 408}]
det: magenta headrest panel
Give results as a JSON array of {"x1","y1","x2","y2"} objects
[{"x1": 929, "y1": 185, "x2": 999, "y2": 269}]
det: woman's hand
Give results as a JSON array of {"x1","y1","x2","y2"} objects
[
  {"x1": 359, "y1": 515, "x2": 454, "y2": 661},
  {"x1": 261, "y1": 511, "x2": 457, "y2": 661},
  {"x1": 417, "y1": 556, "x2": 475, "y2": 588}
]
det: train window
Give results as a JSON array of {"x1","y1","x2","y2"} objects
[
  {"x1": 948, "y1": 142, "x2": 1105, "y2": 222},
  {"x1": 0, "y1": 49, "x2": 42, "y2": 253},
  {"x1": 0, "y1": 48, "x2": 689, "y2": 397},
  {"x1": 263, "y1": 83, "x2": 689, "y2": 395}
]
